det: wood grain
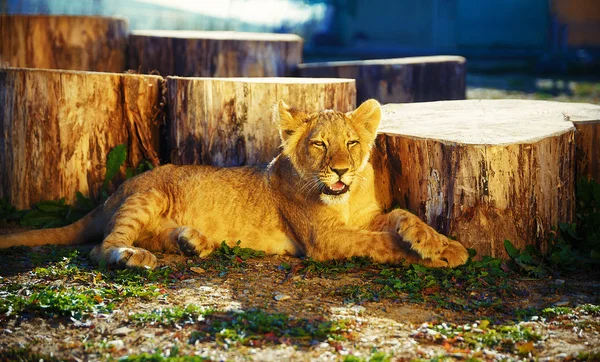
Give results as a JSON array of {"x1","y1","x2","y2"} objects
[
  {"x1": 0, "y1": 68, "x2": 162, "y2": 209},
  {"x1": 0, "y1": 15, "x2": 128, "y2": 72},
  {"x1": 297, "y1": 56, "x2": 466, "y2": 104},
  {"x1": 167, "y1": 77, "x2": 356, "y2": 166},
  {"x1": 374, "y1": 99, "x2": 600, "y2": 258},
  {"x1": 128, "y1": 30, "x2": 303, "y2": 77}
]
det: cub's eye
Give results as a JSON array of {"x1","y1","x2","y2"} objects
[
  {"x1": 347, "y1": 140, "x2": 359, "y2": 147},
  {"x1": 311, "y1": 141, "x2": 325, "y2": 148}
]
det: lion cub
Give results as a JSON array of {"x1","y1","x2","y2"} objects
[{"x1": 0, "y1": 99, "x2": 469, "y2": 268}]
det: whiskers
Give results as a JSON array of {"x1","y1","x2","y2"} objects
[{"x1": 297, "y1": 173, "x2": 324, "y2": 198}]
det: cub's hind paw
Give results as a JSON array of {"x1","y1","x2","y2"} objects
[
  {"x1": 91, "y1": 245, "x2": 157, "y2": 269},
  {"x1": 175, "y1": 227, "x2": 216, "y2": 257}
]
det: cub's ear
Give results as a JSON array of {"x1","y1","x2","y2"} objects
[
  {"x1": 273, "y1": 100, "x2": 306, "y2": 142},
  {"x1": 347, "y1": 99, "x2": 381, "y2": 137}
]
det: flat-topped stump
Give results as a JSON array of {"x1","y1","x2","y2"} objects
[
  {"x1": 297, "y1": 56, "x2": 466, "y2": 104},
  {"x1": 0, "y1": 68, "x2": 163, "y2": 209},
  {"x1": 373, "y1": 99, "x2": 600, "y2": 258},
  {"x1": 0, "y1": 14, "x2": 128, "y2": 72},
  {"x1": 128, "y1": 30, "x2": 303, "y2": 77},
  {"x1": 168, "y1": 77, "x2": 356, "y2": 167}
]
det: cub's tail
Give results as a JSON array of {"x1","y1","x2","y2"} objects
[{"x1": 0, "y1": 207, "x2": 104, "y2": 249}]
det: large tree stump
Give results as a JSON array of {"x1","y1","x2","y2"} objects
[
  {"x1": 296, "y1": 56, "x2": 466, "y2": 104},
  {"x1": 0, "y1": 68, "x2": 163, "y2": 209},
  {"x1": 128, "y1": 30, "x2": 303, "y2": 77},
  {"x1": 0, "y1": 15, "x2": 128, "y2": 72},
  {"x1": 373, "y1": 99, "x2": 600, "y2": 259},
  {"x1": 168, "y1": 77, "x2": 356, "y2": 166},
  {"x1": 573, "y1": 117, "x2": 600, "y2": 183}
]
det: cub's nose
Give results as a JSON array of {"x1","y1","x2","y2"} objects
[{"x1": 331, "y1": 167, "x2": 349, "y2": 176}]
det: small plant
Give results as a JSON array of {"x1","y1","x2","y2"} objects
[
  {"x1": 212, "y1": 240, "x2": 266, "y2": 261},
  {"x1": 504, "y1": 178, "x2": 600, "y2": 275},
  {"x1": 190, "y1": 309, "x2": 352, "y2": 346},
  {"x1": 0, "y1": 144, "x2": 154, "y2": 229},
  {"x1": 118, "y1": 353, "x2": 210, "y2": 362}
]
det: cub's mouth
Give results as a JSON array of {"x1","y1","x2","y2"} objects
[{"x1": 323, "y1": 181, "x2": 349, "y2": 196}]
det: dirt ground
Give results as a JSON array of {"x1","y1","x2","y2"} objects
[{"x1": 0, "y1": 241, "x2": 598, "y2": 362}]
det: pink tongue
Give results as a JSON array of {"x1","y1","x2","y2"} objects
[{"x1": 330, "y1": 181, "x2": 346, "y2": 191}]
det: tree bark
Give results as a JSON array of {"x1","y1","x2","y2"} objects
[
  {"x1": 167, "y1": 77, "x2": 356, "y2": 166},
  {"x1": 0, "y1": 68, "x2": 163, "y2": 209},
  {"x1": 296, "y1": 56, "x2": 466, "y2": 104},
  {"x1": 0, "y1": 15, "x2": 128, "y2": 72},
  {"x1": 372, "y1": 99, "x2": 600, "y2": 258},
  {"x1": 128, "y1": 30, "x2": 303, "y2": 77}
]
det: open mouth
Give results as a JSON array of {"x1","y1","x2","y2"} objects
[{"x1": 322, "y1": 181, "x2": 349, "y2": 196}]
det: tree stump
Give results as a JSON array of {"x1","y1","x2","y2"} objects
[
  {"x1": 0, "y1": 68, "x2": 163, "y2": 209},
  {"x1": 296, "y1": 56, "x2": 466, "y2": 104},
  {"x1": 0, "y1": 15, "x2": 128, "y2": 72},
  {"x1": 168, "y1": 77, "x2": 356, "y2": 166},
  {"x1": 128, "y1": 30, "x2": 303, "y2": 77},
  {"x1": 373, "y1": 99, "x2": 600, "y2": 259}
]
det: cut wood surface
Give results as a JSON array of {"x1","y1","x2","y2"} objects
[
  {"x1": 0, "y1": 68, "x2": 163, "y2": 209},
  {"x1": 296, "y1": 56, "x2": 466, "y2": 104},
  {"x1": 168, "y1": 77, "x2": 356, "y2": 166},
  {"x1": 0, "y1": 15, "x2": 128, "y2": 72},
  {"x1": 373, "y1": 99, "x2": 600, "y2": 258},
  {"x1": 128, "y1": 30, "x2": 303, "y2": 77}
]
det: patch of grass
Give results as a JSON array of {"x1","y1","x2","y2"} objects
[
  {"x1": 190, "y1": 309, "x2": 353, "y2": 347},
  {"x1": 572, "y1": 82, "x2": 600, "y2": 98},
  {"x1": 0, "y1": 345, "x2": 59, "y2": 362},
  {"x1": 344, "y1": 352, "x2": 392, "y2": 362},
  {"x1": 129, "y1": 305, "x2": 211, "y2": 326},
  {"x1": 0, "y1": 251, "x2": 173, "y2": 320},
  {"x1": 117, "y1": 352, "x2": 210, "y2": 361},
  {"x1": 0, "y1": 286, "x2": 115, "y2": 319},
  {"x1": 577, "y1": 350, "x2": 600, "y2": 361},
  {"x1": 541, "y1": 306, "x2": 572, "y2": 317},
  {"x1": 336, "y1": 253, "x2": 513, "y2": 315},
  {"x1": 301, "y1": 257, "x2": 375, "y2": 277},
  {"x1": 414, "y1": 321, "x2": 541, "y2": 354},
  {"x1": 192, "y1": 241, "x2": 266, "y2": 276}
]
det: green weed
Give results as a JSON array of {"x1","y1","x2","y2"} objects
[
  {"x1": 117, "y1": 353, "x2": 210, "y2": 362},
  {"x1": 504, "y1": 178, "x2": 600, "y2": 275},
  {"x1": 190, "y1": 309, "x2": 352, "y2": 346},
  {"x1": 414, "y1": 321, "x2": 541, "y2": 353},
  {"x1": 337, "y1": 253, "x2": 512, "y2": 315},
  {"x1": 191, "y1": 241, "x2": 266, "y2": 276},
  {"x1": 301, "y1": 257, "x2": 374, "y2": 277},
  {"x1": 0, "y1": 144, "x2": 154, "y2": 229},
  {"x1": 344, "y1": 352, "x2": 392, "y2": 362},
  {"x1": 0, "y1": 346, "x2": 58, "y2": 362}
]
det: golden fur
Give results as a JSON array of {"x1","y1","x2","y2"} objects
[{"x1": 0, "y1": 100, "x2": 468, "y2": 268}]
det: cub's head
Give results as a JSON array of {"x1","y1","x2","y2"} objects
[{"x1": 274, "y1": 99, "x2": 381, "y2": 204}]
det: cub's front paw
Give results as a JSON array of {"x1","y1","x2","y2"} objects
[
  {"x1": 394, "y1": 214, "x2": 468, "y2": 268},
  {"x1": 440, "y1": 239, "x2": 469, "y2": 267},
  {"x1": 91, "y1": 245, "x2": 157, "y2": 269},
  {"x1": 175, "y1": 227, "x2": 216, "y2": 257}
]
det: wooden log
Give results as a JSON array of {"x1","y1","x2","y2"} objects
[
  {"x1": 576, "y1": 121, "x2": 600, "y2": 182},
  {"x1": 128, "y1": 30, "x2": 303, "y2": 77},
  {"x1": 0, "y1": 68, "x2": 163, "y2": 209},
  {"x1": 168, "y1": 77, "x2": 356, "y2": 166},
  {"x1": 296, "y1": 56, "x2": 466, "y2": 104},
  {"x1": 373, "y1": 99, "x2": 600, "y2": 259},
  {"x1": 0, "y1": 15, "x2": 128, "y2": 72}
]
